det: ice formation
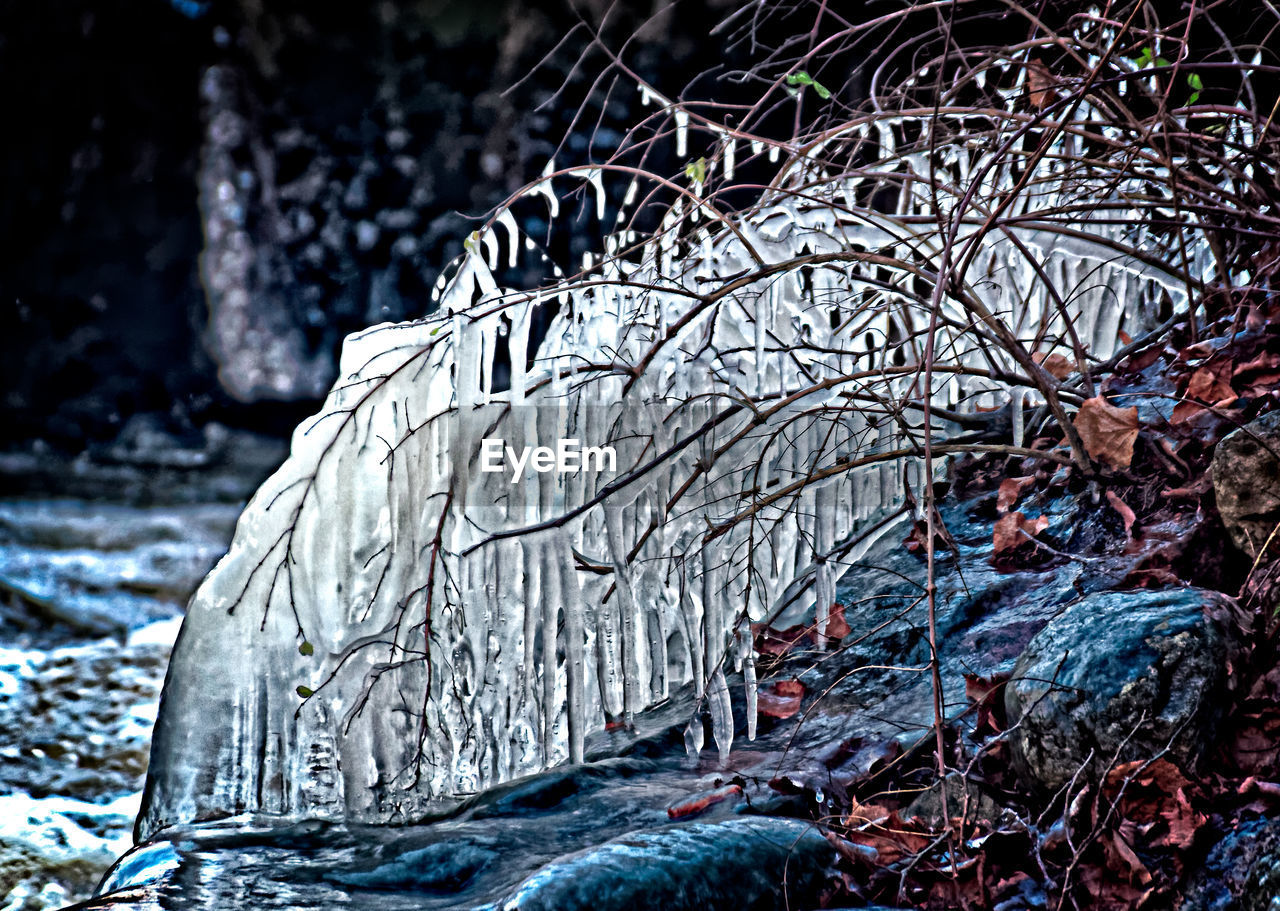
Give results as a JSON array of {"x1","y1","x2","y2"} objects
[{"x1": 138, "y1": 95, "x2": 1221, "y2": 839}]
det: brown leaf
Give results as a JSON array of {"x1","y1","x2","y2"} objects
[
  {"x1": 996, "y1": 476, "x2": 1036, "y2": 513},
  {"x1": 843, "y1": 798, "x2": 893, "y2": 827},
  {"x1": 1233, "y1": 350, "x2": 1280, "y2": 396},
  {"x1": 757, "y1": 678, "x2": 805, "y2": 719},
  {"x1": 1186, "y1": 358, "x2": 1236, "y2": 404},
  {"x1": 1074, "y1": 396, "x2": 1139, "y2": 470},
  {"x1": 753, "y1": 621, "x2": 809, "y2": 657},
  {"x1": 1033, "y1": 351, "x2": 1075, "y2": 379},
  {"x1": 993, "y1": 511, "x2": 1049, "y2": 557},
  {"x1": 1026, "y1": 60, "x2": 1057, "y2": 110},
  {"x1": 902, "y1": 518, "x2": 949, "y2": 555},
  {"x1": 666, "y1": 783, "x2": 743, "y2": 819},
  {"x1": 825, "y1": 603, "x2": 852, "y2": 641},
  {"x1": 1106, "y1": 490, "x2": 1136, "y2": 535},
  {"x1": 964, "y1": 672, "x2": 1010, "y2": 735},
  {"x1": 1104, "y1": 758, "x2": 1206, "y2": 850}
]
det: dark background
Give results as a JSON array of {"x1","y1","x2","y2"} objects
[{"x1": 0, "y1": 0, "x2": 734, "y2": 469}]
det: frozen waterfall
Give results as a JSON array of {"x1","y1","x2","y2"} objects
[{"x1": 137, "y1": 104, "x2": 1212, "y2": 840}]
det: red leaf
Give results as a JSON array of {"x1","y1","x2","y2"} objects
[
  {"x1": 996, "y1": 476, "x2": 1036, "y2": 514},
  {"x1": 757, "y1": 678, "x2": 805, "y2": 719},
  {"x1": 1074, "y1": 396, "x2": 1139, "y2": 470},
  {"x1": 1106, "y1": 490, "x2": 1136, "y2": 535},
  {"x1": 825, "y1": 603, "x2": 852, "y2": 641},
  {"x1": 666, "y1": 783, "x2": 743, "y2": 819},
  {"x1": 1033, "y1": 351, "x2": 1075, "y2": 379},
  {"x1": 993, "y1": 511, "x2": 1049, "y2": 557}
]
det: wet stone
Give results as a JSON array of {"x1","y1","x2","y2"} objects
[{"x1": 1004, "y1": 588, "x2": 1239, "y2": 793}]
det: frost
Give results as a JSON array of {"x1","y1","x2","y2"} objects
[{"x1": 138, "y1": 108, "x2": 1212, "y2": 840}]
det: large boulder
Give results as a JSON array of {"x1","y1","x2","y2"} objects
[
  {"x1": 1004, "y1": 588, "x2": 1239, "y2": 793},
  {"x1": 1213, "y1": 410, "x2": 1280, "y2": 559}
]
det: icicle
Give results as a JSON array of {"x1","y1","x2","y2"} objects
[
  {"x1": 525, "y1": 159, "x2": 560, "y2": 219},
  {"x1": 737, "y1": 617, "x2": 757, "y2": 740},
  {"x1": 723, "y1": 138, "x2": 735, "y2": 180},
  {"x1": 814, "y1": 560, "x2": 833, "y2": 649},
  {"x1": 674, "y1": 109, "x2": 690, "y2": 158},
  {"x1": 1011, "y1": 387, "x2": 1025, "y2": 447},
  {"x1": 481, "y1": 228, "x2": 500, "y2": 271},
  {"x1": 708, "y1": 669, "x2": 733, "y2": 764},
  {"x1": 585, "y1": 168, "x2": 607, "y2": 221},
  {"x1": 684, "y1": 714, "x2": 705, "y2": 759},
  {"x1": 496, "y1": 207, "x2": 521, "y2": 269}
]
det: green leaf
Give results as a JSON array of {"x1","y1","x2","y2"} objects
[
  {"x1": 463, "y1": 230, "x2": 481, "y2": 256},
  {"x1": 430, "y1": 325, "x2": 441, "y2": 336},
  {"x1": 684, "y1": 157, "x2": 707, "y2": 185},
  {"x1": 1132, "y1": 47, "x2": 1170, "y2": 69},
  {"x1": 785, "y1": 71, "x2": 832, "y2": 100},
  {"x1": 296, "y1": 685, "x2": 314, "y2": 698},
  {"x1": 1187, "y1": 72, "x2": 1203, "y2": 104},
  {"x1": 298, "y1": 640, "x2": 314, "y2": 656}
]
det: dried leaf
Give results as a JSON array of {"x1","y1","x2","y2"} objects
[
  {"x1": 1104, "y1": 758, "x2": 1206, "y2": 850},
  {"x1": 993, "y1": 511, "x2": 1049, "y2": 557},
  {"x1": 965, "y1": 672, "x2": 1010, "y2": 735},
  {"x1": 902, "y1": 518, "x2": 949, "y2": 555},
  {"x1": 996, "y1": 476, "x2": 1036, "y2": 513},
  {"x1": 753, "y1": 621, "x2": 809, "y2": 657},
  {"x1": 757, "y1": 678, "x2": 805, "y2": 719},
  {"x1": 1106, "y1": 490, "x2": 1136, "y2": 535},
  {"x1": 1074, "y1": 396, "x2": 1139, "y2": 470},
  {"x1": 1186, "y1": 358, "x2": 1236, "y2": 404},
  {"x1": 666, "y1": 783, "x2": 743, "y2": 819},
  {"x1": 826, "y1": 603, "x2": 852, "y2": 640},
  {"x1": 1033, "y1": 351, "x2": 1075, "y2": 379},
  {"x1": 1027, "y1": 60, "x2": 1057, "y2": 110},
  {"x1": 1233, "y1": 350, "x2": 1280, "y2": 396}
]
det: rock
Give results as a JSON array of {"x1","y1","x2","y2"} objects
[
  {"x1": 1213, "y1": 410, "x2": 1280, "y2": 558},
  {"x1": 904, "y1": 772, "x2": 1007, "y2": 828},
  {"x1": 1181, "y1": 817, "x2": 1280, "y2": 910},
  {"x1": 487, "y1": 818, "x2": 833, "y2": 911},
  {"x1": 1004, "y1": 588, "x2": 1238, "y2": 793}
]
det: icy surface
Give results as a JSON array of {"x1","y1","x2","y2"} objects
[{"x1": 138, "y1": 106, "x2": 1211, "y2": 839}]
